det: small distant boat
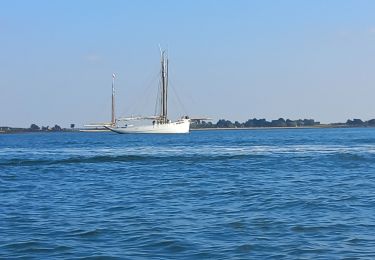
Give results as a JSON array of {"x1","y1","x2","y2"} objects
[{"x1": 107, "y1": 50, "x2": 191, "y2": 134}]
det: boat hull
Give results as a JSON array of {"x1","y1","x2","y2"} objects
[{"x1": 107, "y1": 119, "x2": 190, "y2": 134}]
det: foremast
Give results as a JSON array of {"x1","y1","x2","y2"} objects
[{"x1": 111, "y1": 73, "x2": 116, "y2": 126}]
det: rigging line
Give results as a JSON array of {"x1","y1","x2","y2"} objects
[
  {"x1": 124, "y1": 70, "x2": 160, "y2": 117},
  {"x1": 169, "y1": 75, "x2": 197, "y2": 107},
  {"x1": 168, "y1": 78, "x2": 188, "y2": 115},
  {"x1": 169, "y1": 89, "x2": 184, "y2": 117}
]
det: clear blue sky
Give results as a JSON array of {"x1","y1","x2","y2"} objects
[{"x1": 1, "y1": 0, "x2": 375, "y2": 127}]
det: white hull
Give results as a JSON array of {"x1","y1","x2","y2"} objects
[{"x1": 107, "y1": 119, "x2": 190, "y2": 134}]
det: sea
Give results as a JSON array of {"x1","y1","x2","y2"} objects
[{"x1": 0, "y1": 128, "x2": 374, "y2": 259}]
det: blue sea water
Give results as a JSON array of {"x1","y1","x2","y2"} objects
[{"x1": 0, "y1": 128, "x2": 375, "y2": 259}]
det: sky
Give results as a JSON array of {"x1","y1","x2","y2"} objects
[{"x1": 1, "y1": 0, "x2": 375, "y2": 127}]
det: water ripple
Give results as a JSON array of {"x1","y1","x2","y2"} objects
[{"x1": 0, "y1": 129, "x2": 375, "y2": 259}]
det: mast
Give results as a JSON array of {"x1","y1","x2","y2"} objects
[
  {"x1": 166, "y1": 57, "x2": 168, "y2": 122},
  {"x1": 160, "y1": 51, "x2": 168, "y2": 123},
  {"x1": 111, "y1": 73, "x2": 116, "y2": 126}
]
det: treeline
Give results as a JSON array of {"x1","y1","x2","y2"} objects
[
  {"x1": 0, "y1": 123, "x2": 75, "y2": 133},
  {"x1": 345, "y1": 119, "x2": 375, "y2": 127},
  {"x1": 192, "y1": 118, "x2": 319, "y2": 128},
  {"x1": 29, "y1": 123, "x2": 66, "y2": 132},
  {"x1": 192, "y1": 118, "x2": 375, "y2": 129},
  {"x1": 2, "y1": 118, "x2": 375, "y2": 133}
]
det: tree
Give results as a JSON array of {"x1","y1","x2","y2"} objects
[
  {"x1": 256, "y1": 119, "x2": 270, "y2": 127},
  {"x1": 367, "y1": 119, "x2": 375, "y2": 126},
  {"x1": 244, "y1": 118, "x2": 255, "y2": 127},
  {"x1": 347, "y1": 119, "x2": 364, "y2": 126},
  {"x1": 303, "y1": 119, "x2": 315, "y2": 126},
  {"x1": 30, "y1": 124, "x2": 40, "y2": 131},
  {"x1": 234, "y1": 121, "x2": 243, "y2": 128},
  {"x1": 295, "y1": 119, "x2": 304, "y2": 126},
  {"x1": 216, "y1": 119, "x2": 234, "y2": 128},
  {"x1": 286, "y1": 119, "x2": 297, "y2": 127},
  {"x1": 51, "y1": 125, "x2": 62, "y2": 131},
  {"x1": 271, "y1": 118, "x2": 287, "y2": 127},
  {"x1": 70, "y1": 124, "x2": 75, "y2": 129}
]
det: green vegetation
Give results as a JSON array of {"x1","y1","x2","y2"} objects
[
  {"x1": 191, "y1": 118, "x2": 375, "y2": 129},
  {"x1": 0, "y1": 124, "x2": 75, "y2": 134},
  {"x1": 1, "y1": 118, "x2": 375, "y2": 134}
]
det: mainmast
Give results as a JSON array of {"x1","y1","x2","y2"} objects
[
  {"x1": 161, "y1": 51, "x2": 168, "y2": 124},
  {"x1": 111, "y1": 73, "x2": 116, "y2": 126}
]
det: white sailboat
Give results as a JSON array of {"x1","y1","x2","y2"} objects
[{"x1": 107, "y1": 50, "x2": 191, "y2": 134}]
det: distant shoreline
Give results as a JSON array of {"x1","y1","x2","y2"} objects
[
  {"x1": 191, "y1": 125, "x2": 371, "y2": 131},
  {"x1": 1, "y1": 118, "x2": 374, "y2": 134},
  {"x1": 1, "y1": 125, "x2": 374, "y2": 134}
]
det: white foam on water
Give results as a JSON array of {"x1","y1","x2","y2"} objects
[{"x1": 1, "y1": 144, "x2": 374, "y2": 160}]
